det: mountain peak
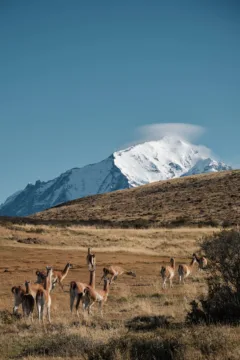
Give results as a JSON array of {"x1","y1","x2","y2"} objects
[{"x1": 0, "y1": 139, "x2": 231, "y2": 216}]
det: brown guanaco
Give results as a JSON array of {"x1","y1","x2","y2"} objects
[
  {"x1": 70, "y1": 266, "x2": 96, "y2": 317},
  {"x1": 192, "y1": 253, "x2": 208, "y2": 271},
  {"x1": 160, "y1": 258, "x2": 175, "y2": 289},
  {"x1": 84, "y1": 277, "x2": 110, "y2": 317},
  {"x1": 178, "y1": 255, "x2": 197, "y2": 284},
  {"x1": 36, "y1": 266, "x2": 53, "y2": 323},
  {"x1": 99, "y1": 265, "x2": 136, "y2": 285}
]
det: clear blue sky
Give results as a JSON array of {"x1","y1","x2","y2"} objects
[{"x1": 0, "y1": 0, "x2": 239, "y2": 203}]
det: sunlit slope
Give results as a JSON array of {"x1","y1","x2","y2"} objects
[{"x1": 31, "y1": 170, "x2": 240, "y2": 227}]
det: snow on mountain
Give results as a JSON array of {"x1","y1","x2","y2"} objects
[
  {"x1": 182, "y1": 158, "x2": 231, "y2": 177},
  {"x1": 0, "y1": 136, "x2": 231, "y2": 216}
]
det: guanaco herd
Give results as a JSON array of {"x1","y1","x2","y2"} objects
[{"x1": 11, "y1": 249, "x2": 207, "y2": 323}]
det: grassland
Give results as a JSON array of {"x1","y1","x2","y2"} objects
[
  {"x1": 1, "y1": 223, "x2": 240, "y2": 359},
  {"x1": 30, "y1": 170, "x2": 240, "y2": 228}
]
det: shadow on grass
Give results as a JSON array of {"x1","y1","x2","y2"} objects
[{"x1": 126, "y1": 315, "x2": 171, "y2": 331}]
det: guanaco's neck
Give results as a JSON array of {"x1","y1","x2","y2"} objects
[
  {"x1": 25, "y1": 282, "x2": 30, "y2": 294},
  {"x1": 103, "y1": 280, "x2": 109, "y2": 294},
  {"x1": 170, "y1": 259, "x2": 175, "y2": 269},
  {"x1": 89, "y1": 270, "x2": 96, "y2": 289},
  {"x1": 45, "y1": 269, "x2": 53, "y2": 292},
  {"x1": 189, "y1": 258, "x2": 196, "y2": 268},
  {"x1": 62, "y1": 263, "x2": 70, "y2": 276}
]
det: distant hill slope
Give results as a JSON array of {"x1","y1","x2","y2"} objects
[
  {"x1": 30, "y1": 170, "x2": 240, "y2": 227},
  {"x1": 0, "y1": 136, "x2": 230, "y2": 216}
]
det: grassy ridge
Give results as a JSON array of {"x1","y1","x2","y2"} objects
[{"x1": 30, "y1": 170, "x2": 240, "y2": 227}]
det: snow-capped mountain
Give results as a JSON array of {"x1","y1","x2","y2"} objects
[{"x1": 0, "y1": 136, "x2": 231, "y2": 216}]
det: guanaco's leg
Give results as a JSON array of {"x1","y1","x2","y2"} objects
[
  {"x1": 75, "y1": 293, "x2": 82, "y2": 317},
  {"x1": 47, "y1": 305, "x2": 51, "y2": 323},
  {"x1": 59, "y1": 280, "x2": 64, "y2": 291},
  {"x1": 88, "y1": 301, "x2": 96, "y2": 315},
  {"x1": 70, "y1": 291, "x2": 75, "y2": 313}
]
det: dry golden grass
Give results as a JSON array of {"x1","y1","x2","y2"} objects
[
  {"x1": 30, "y1": 170, "x2": 240, "y2": 227},
  {"x1": 0, "y1": 222, "x2": 219, "y2": 256},
  {"x1": 0, "y1": 223, "x2": 239, "y2": 359}
]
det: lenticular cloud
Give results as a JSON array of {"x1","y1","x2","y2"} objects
[{"x1": 136, "y1": 123, "x2": 205, "y2": 143}]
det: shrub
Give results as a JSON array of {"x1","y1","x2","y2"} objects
[{"x1": 187, "y1": 229, "x2": 240, "y2": 324}]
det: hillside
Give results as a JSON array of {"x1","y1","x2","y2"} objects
[
  {"x1": 30, "y1": 170, "x2": 240, "y2": 227},
  {"x1": 0, "y1": 136, "x2": 230, "y2": 216}
]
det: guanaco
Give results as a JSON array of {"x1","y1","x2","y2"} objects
[
  {"x1": 192, "y1": 253, "x2": 208, "y2": 271},
  {"x1": 99, "y1": 265, "x2": 136, "y2": 285},
  {"x1": 160, "y1": 258, "x2": 175, "y2": 289},
  {"x1": 84, "y1": 277, "x2": 110, "y2": 317},
  {"x1": 36, "y1": 263, "x2": 72, "y2": 290},
  {"x1": 86, "y1": 248, "x2": 96, "y2": 270},
  {"x1": 23, "y1": 281, "x2": 35, "y2": 322},
  {"x1": 25, "y1": 276, "x2": 46, "y2": 299},
  {"x1": 51, "y1": 262, "x2": 73, "y2": 291},
  {"x1": 70, "y1": 267, "x2": 96, "y2": 317},
  {"x1": 11, "y1": 286, "x2": 25, "y2": 315},
  {"x1": 36, "y1": 266, "x2": 53, "y2": 323},
  {"x1": 178, "y1": 255, "x2": 197, "y2": 284},
  {"x1": 12, "y1": 283, "x2": 35, "y2": 319},
  {"x1": 12, "y1": 270, "x2": 46, "y2": 314}
]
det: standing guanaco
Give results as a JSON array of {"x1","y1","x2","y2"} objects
[
  {"x1": 51, "y1": 263, "x2": 73, "y2": 291},
  {"x1": 36, "y1": 266, "x2": 53, "y2": 323},
  {"x1": 70, "y1": 267, "x2": 96, "y2": 317},
  {"x1": 11, "y1": 286, "x2": 26, "y2": 315},
  {"x1": 23, "y1": 281, "x2": 35, "y2": 322},
  {"x1": 160, "y1": 258, "x2": 175, "y2": 289},
  {"x1": 84, "y1": 277, "x2": 110, "y2": 317},
  {"x1": 36, "y1": 263, "x2": 72, "y2": 291},
  {"x1": 12, "y1": 268, "x2": 47, "y2": 314},
  {"x1": 99, "y1": 265, "x2": 136, "y2": 285},
  {"x1": 178, "y1": 255, "x2": 197, "y2": 284},
  {"x1": 192, "y1": 253, "x2": 208, "y2": 271}
]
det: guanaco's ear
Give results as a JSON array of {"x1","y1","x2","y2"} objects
[
  {"x1": 36, "y1": 270, "x2": 40, "y2": 276},
  {"x1": 11, "y1": 286, "x2": 16, "y2": 294}
]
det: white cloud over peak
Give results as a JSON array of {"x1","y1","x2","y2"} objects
[{"x1": 135, "y1": 123, "x2": 205, "y2": 143}]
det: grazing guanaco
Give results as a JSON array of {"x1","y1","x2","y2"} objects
[
  {"x1": 36, "y1": 266, "x2": 53, "y2": 323},
  {"x1": 99, "y1": 265, "x2": 136, "y2": 285},
  {"x1": 23, "y1": 281, "x2": 35, "y2": 322},
  {"x1": 11, "y1": 286, "x2": 26, "y2": 315},
  {"x1": 86, "y1": 248, "x2": 96, "y2": 270},
  {"x1": 84, "y1": 277, "x2": 110, "y2": 317},
  {"x1": 70, "y1": 266, "x2": 96, "y2": 317},
  {"x1": 160, "y1": 258, "x2": 175, "y2": 289},
  {"x1": 192, "y1": 253, "x2": 208, "y2": 271},
  {"x1": 178, "y1": 255, "x2": 197, "y2": 284},
  {"x1": 51, "y1": 262, "x2": 73, "y2": 291}
]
